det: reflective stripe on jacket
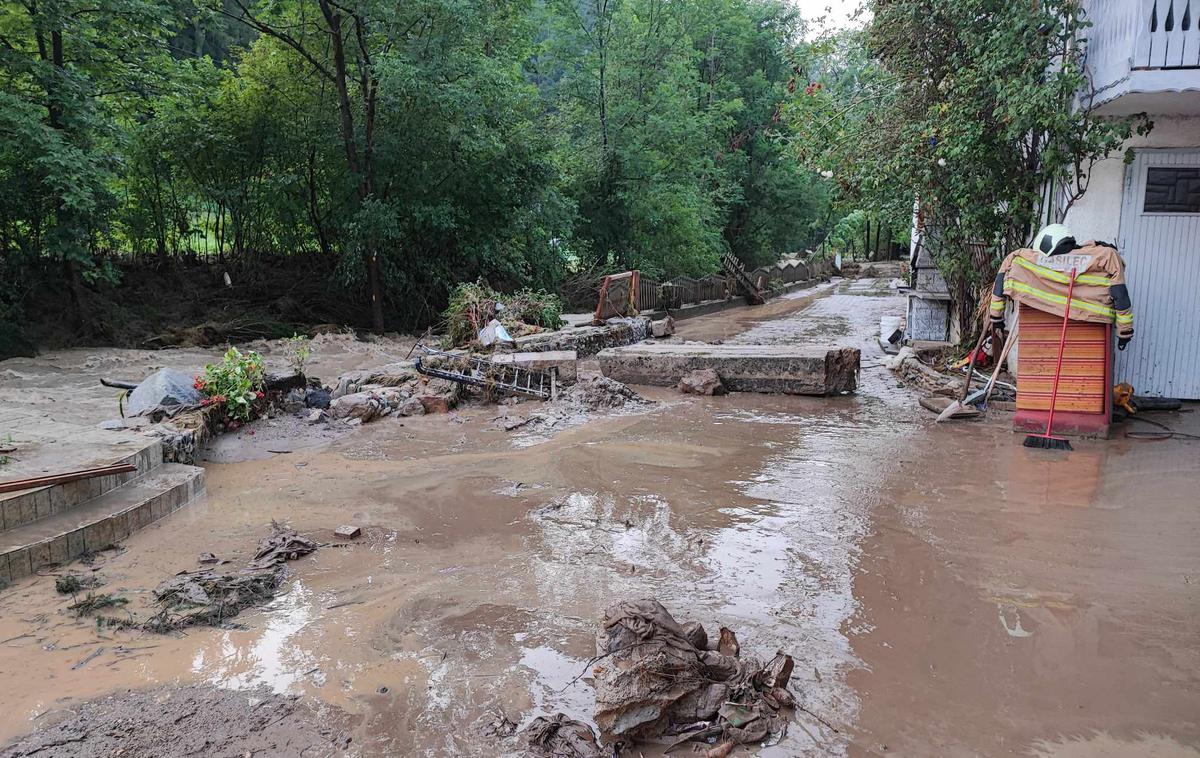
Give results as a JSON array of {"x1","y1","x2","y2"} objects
[{"x1": 989, "y1": 243, "x2": 1133, "y2": 338}]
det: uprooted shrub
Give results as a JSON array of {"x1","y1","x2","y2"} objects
[{"x1": 442, "y1": 280, "x2": 565, "y2": 347}]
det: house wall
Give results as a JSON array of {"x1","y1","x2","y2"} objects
[{"x1": 1063, "y1": 115, "x2": 1200, "y2": 245}]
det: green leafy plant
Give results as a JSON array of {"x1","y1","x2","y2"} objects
[
  {"x1": 284, "y1": 333, "x2": 312, "y2": 376},
  {"x1": 195, "y1": 347, "x2": 266, "y2": 421}
]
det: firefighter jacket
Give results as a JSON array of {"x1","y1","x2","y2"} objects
[{"x1": 989, "y1": 242, "x2": 1134, "y2": 339}]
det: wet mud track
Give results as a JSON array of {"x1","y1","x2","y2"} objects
[{"x1": 2, "y1": 279, "x2": 1198, "y2": 756}]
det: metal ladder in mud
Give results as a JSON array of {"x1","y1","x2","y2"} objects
[
  {"x1": 722, "y1": 251, "x2": 766, "y2": 305},
  {"x1": 413, "y1": 347, "x2": 556, "y2": 400}
]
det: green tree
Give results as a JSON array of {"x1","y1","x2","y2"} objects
[
  {"x1": 0, "y1": 0, "x2": 179, "y2": 320},
  {"x1": 788, "y1": 2, "x2": 1149, "y2": 330}
]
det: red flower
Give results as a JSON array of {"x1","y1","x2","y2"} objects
[{"x1": 255, "y1": 391, "x2": 265, "y2": 399}]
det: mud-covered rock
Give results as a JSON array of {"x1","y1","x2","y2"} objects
[
  {"x1": 329, "y1": 388, "x2": 405, "y2": 422},
  {"x1": 396, "y1": 396, "x2": 426, "y2": 417},
  {"x1": 678, "y1": 368, "x2": 725, "y2": 396},
  {"x1": 281, "y1": 388, "x2": 307, "y2": 412},
  {"x1": 305, "y1": 387, "x2": 331, "y2": 409}
]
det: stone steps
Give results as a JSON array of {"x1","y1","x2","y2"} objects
[
  {"x1": 0, "y1": 462, "x2": 204, "y2": 583},
  {"x1": 1, "y1": 439, "x2": 163, "y2": 533}
]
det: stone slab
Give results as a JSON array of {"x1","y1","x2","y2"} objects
[
  {"x1": 515, "y1": 318, "x2": 650, "y2": 357},
  {"x1": 598, "y1": 344, "x2": 859, "y2": 395}
]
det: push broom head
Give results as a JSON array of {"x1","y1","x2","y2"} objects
[{"x1": 1023, "y1": 434, "x2": 1073, "y2": 451}]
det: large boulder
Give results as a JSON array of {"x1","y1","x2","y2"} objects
[{"x1": 127, "y1": 368, "x2": 203, "y2": 418}]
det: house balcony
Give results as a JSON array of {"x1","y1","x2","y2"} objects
[{"x1": 1083, "y1": 0, "x2": 1200, "y2": 116}]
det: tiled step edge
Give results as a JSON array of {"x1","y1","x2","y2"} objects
[
  {"x1": 0, "y1": 440, "x2": 164, "y2": 534},
  {"x1": 0, "y1": 463, "x2": 204, "y2": 584}
]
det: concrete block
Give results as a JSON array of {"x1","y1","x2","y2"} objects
[
  {"x1": 18, "y1": 496, "x2": 36, "y2": 526},
  {"x1": 515, "y1": 318, "x2": 651, "y2": 357},
  {"x1": 84, "y1": 519, "x2": 115, "y2": 552},
  {"x1": 2, "y1": 500, "x2": 22, "y2": 530},
  {"x1": 61, "y1": 480, "x2": 83, "y2": 508},
  {"x1": 29, "y1": 541, "x2": 51, "y2": 572},
  {"x1": 33, "y1": 489, "x2": 51, "y2": 520},
  {"x1": 0, "y1": 553, "x2": 8, "y2": 585},
  {"x1": 6, "y1": 548, "x2": 31, "y2": 579},
  {"x1": 490, "y1": 351, "x2": 579, "y2": 382},
  {"x1": 111, "y1": 511, "x2": 131, "y2": 540},
  {"x1": 67, "y1": 529, "x2": 85, "y2": 558},
  {"x1": 598, "y1": 344, "x2": 860, "y2": 395},
  {"x1": 151, "y1": 496, "x2": 167, "y2": 520},
  {"x1": 48, "y1": 535, "x2": 69, "y2": 565},
  {"x1": 49, "y1": 484, "x2": 67, "y2": 514}
]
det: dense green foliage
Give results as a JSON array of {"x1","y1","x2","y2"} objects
[
  {"x1": 0, "y1": 0, "x2": 832, "y2": 349},
  {"x1": 442, "y1": 280, "x2": 564, "y2": 347},
  {"x1": 789, "y1": 0, "x2": 1150, "y2": 329}
]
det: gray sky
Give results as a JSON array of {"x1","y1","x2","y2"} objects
[{"x1": 792, "y1": 0, "x2": 865, "y2": 35}]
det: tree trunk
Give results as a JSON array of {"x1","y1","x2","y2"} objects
[{"x1": 319, "y1": 0, "x2": 385, "y2": 332}]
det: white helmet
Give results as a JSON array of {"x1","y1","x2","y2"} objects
[{"x1": 1033, "y1": 223, "x2": 1075, "y2": 255}]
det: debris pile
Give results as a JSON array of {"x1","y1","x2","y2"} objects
[
  {"x1": 558, "y1": 374, "x2": 646, "y2": 411},
  {"x1": 148, "y1": 569, "x2": 283, "y2": 631},
  {"x1": 248, "y1": 521, "x2": 320, "y2": 569},
  {"x1": 885, "y1": 346, "x2": 959, "y2": 394},
  {"x1": 328, "y1": 374, "x2": 460, "y2": 423},
  {"x1": 522, "y1": 714, "x2": 608, "y2": 758},
  {"x1": 95, "y1": 523, "x2": 319, "y2": 633},
  {"x1": 591, "y1": 599, "x2": 795, "y2": 753},
  {"x1": 55, "y1": 572, "x2": 103, "y2": 594},
  {"x1": 442, "y1": 280, "x2": 565, "y2": 348}
]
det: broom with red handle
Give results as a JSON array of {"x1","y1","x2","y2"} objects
[{"x1": 1023, "y1": 267, "x2": 1076, "y2": 451}]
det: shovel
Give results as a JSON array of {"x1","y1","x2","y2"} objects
[{"x1": 935, "y1": 324, "x2": 989, "y2": 423}]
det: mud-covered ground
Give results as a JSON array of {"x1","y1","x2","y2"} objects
[{"x1": 1, "y1": 279, "x2": 1198, "y2": 757}]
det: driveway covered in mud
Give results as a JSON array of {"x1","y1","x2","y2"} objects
[{"x1": 2, "y1": 280, "x2": 1198, "y2": 756}]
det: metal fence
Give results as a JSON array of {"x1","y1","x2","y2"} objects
[{"x1": 625, "y1": 257, "x2": 834, "y2": 313}]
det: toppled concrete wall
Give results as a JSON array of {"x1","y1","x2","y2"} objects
[
  {"x1": 515, "y1": 317, "x2": 650, "y2": 357},
  {"x1": 598, "y1": 343, "x2": 859, "y2": 395}
]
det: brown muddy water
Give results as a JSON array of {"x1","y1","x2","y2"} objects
[{"x1": 1, "y1": 279, "x2": 1198, "y2": 756}]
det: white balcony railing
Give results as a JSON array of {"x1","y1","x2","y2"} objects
[{"x1": 1134, "y1": 0, "x2": 1200, "y2": 69}]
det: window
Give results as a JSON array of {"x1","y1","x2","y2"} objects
[{"x1": 1143, "y1": 167, "x2": 1200, "y2": 213}]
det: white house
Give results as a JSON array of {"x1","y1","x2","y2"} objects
[{"x1": 1067, "y1": 0, "x2": 1200, "y2": 398}]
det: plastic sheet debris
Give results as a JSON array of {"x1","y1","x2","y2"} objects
[
  {"x1": 522, "y1": 713, "x2": 608, "y2": 758},
  {"x1": 592, "y1": 599, "x2": 794, "y2": 752}
]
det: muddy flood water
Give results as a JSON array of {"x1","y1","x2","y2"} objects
[{"x1": 1, "y1": 279, "x2": 1198, "y2": 756}]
